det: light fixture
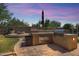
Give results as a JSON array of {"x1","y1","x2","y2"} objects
[{"x1": 72, "y1": 38, "x2": 75, "y2": 41}]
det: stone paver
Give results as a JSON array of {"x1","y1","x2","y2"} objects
[
  {"x1": 14, "y1": 38, "x2": 79, "y2": 56},
  {"x1": 60, "y1": 44, "x2": 79, "y2": 56}
]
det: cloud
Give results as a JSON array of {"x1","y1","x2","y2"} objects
[{"x1": 7, "y1": 3, "x2": 79, "y2": 21}]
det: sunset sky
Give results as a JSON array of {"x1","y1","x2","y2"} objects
[{"x1": 6, "y1": 3, "x2": 79, "y2": 26}]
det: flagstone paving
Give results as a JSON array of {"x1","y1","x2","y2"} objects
[{"x1": 14, "y1": 38, "x2": 79, "y2": 56}]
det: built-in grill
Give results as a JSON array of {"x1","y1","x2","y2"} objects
[{"x1": 21, "y1": 29, "x2": 77, "y2": 51}]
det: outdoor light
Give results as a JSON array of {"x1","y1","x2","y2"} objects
[{"x1": 72, "y1": 38, "x2": 75, "y2": 41}]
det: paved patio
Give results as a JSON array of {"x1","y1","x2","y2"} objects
[{"x1": 14, "y1": 38, "x2": 79, "y2": 56}]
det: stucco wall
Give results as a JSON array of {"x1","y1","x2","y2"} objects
[
  {"x1": 53, "y1": 34, "x2": 77, "y2": 50},
  {"x1": 32, "y1": 32, "x2": 53, "y2": 45},
  {"x1": 32, "y1": 32, "x2": 77, "y2": 50}
]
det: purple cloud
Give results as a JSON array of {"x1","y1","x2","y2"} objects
[{"x1": 6, "y1": 3, "x2": 79, "y2": 25}]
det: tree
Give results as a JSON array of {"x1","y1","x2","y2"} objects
[
  {"x1": 44, "y1": 19, "x2": 50, "y2": 28},
  {"x1": 32, "y1": 19, "x2": 61, "y2": 29},
  {"x1": 0, "y1": 3, "x2": 12, "y2": 27},
  {"x1": 35, "y1": 21, "x2": 42, "y2": 28},
  {"x1": 4, "y1": 17, "x2": 29, "y2": 34},
  {"x1": 76, "y1": 24, "x2": 79, "y2": 34},
  {"x1": 63, "y1": 23, "x2": 73, "y2": 29},
  {"x1": 44, "y1": 20, "x2": 61, "y2": 28},
  {"x1": 50, "y1": 20, "x2": 61, "y2": 28},
  {"x1": 63, "y1": 23, "x2": 74, "y2": 33},
  {"x1": 7, "y1": 17, "x2": 29, "y2": 27}
]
